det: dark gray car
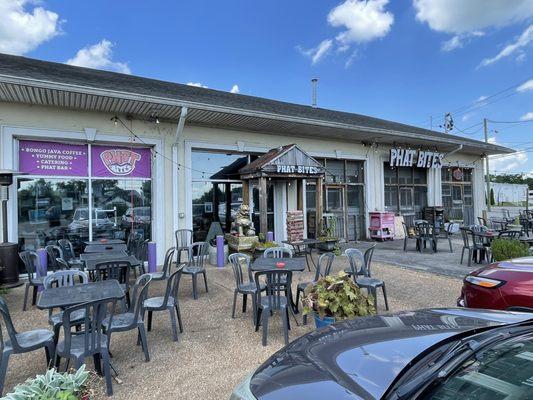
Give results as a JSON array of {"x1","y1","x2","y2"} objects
[{"x1": 231, "y1": 308, "x2": 533, "y2": 399}]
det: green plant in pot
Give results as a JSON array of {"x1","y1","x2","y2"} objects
[
  {"x1": 317, "y1": 216, "x2": 341, "y2": 255},
  {"x1": 302, "y1": 272, "x2": 375, "y2": 328}
]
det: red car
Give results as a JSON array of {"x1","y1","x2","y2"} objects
[{"x1": 458, "y1": 256, "x2": 533, "y2": 310}]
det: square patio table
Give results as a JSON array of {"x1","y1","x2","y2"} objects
[
  {"x1": 251, "y1": 257, "x2": 306, "y2": 272},
  {"x1": 37, "y1": 280, "x2": 124, "y2": 310},
  {"x1": 80, "y1": 252, "x2": 140, "y2": 271}
]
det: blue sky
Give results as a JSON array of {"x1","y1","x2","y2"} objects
[{"x1": 1, "y1": 0, "x2": 532, "y2": 174}]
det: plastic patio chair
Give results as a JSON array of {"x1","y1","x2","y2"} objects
[
  {"x1": 229, "y1": 253, "x2": 266, "y2": 322},
  {"x1": 459, "y1": 227, "x2": 474, "y2": 266},
  {"x1": 57, "y1": 239, "x2": 84, "y2": 270},
  {"x1": 498, "y1": 230, "x2": 521, "y2": 240},
  {"x1": 0, "y1": 297, "x2": 55, "y2": 396},
  {"x1": 182, "y1": 242, "x2": 208, "y2": 300},
  {"x1": 263, "y1": 247, "x2": 293, "y2": 258},
  {"x1": 144, "y1": 267, "x2": 184, "y2": 342},
  {"x1": 416, "y1": 222, "x2": 437, "y2": 253},
  {"x1": 175, "y1": 229, "x2": 193, "y2": 263},
  {"x1": 402, "y1": 222, "x2": 417, "y2": 251},
  {"x1": 55, "y1": 297, "x2": 118, "y2": 396},
  {"x1": 254, "y1": 270, "x2": 293, "y2": 346},
  {"x1": 19, "y1": 250, "x2": 45, "y2": 311},
  {"x1": 344, "y1": 245, "x2": 377, "y2": 277},
  {"x1": 295, "y1": 252, "x2": 335, "y2": 325},
  {"x1": 348, "y1": 249, "x2": 389, "y2": 312},
  {"x1": 94, "y1": 260, "x2": 131, "y2": 310},
  {"x1": 44, "y1": 245, "x2": 65, "y2": 271},
  {"x1": 103, "y1": 274, "x2": 152, "y2": 362},
  {"x1": 150, "y1": 247, "x2": 175, "y2": 281}
]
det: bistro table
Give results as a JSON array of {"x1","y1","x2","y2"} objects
[
  {"x1": 37, "y1": 280, "x2": 124, "y2": 310},
  {"x1": 80, "y1": 252, "x2": 141, "y2": 272},
  {"x1": 281, "y1": 239, "x2": 322, "y2": 271}
]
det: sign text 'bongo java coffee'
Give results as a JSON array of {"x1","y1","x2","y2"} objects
[
  {"x1": 92, "y1": 146, "x2": 151, "y2": 178},
  {"x1": 389, "y1": 148, "x2": 444, "y2": 169}
]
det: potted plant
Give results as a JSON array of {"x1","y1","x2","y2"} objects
[
  {"x1": 491, "y1": 238, "x2": 530, "y2": 261},
  {"x1": 302, "y1": 272, "x2": 375, "y2": 328},
  {"x1": 3, "y1": 366, "x2": 97, "y2": 400},
  {"x1": 317, "y1": 216, "x2": 340, "y2": 254}
]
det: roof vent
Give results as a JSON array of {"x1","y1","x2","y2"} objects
[{"x1": 311, "y1": 78, "x2": 318, "y2": 108}]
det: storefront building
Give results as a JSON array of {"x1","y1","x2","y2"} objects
[{"x1": 0, "y1": 53, "x2": 513, "y2": 263}]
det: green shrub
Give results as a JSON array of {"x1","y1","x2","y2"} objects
[
  {"x1": 491, "y1": 238, "x2": 529, "y2": 262},
  {"x1": 3, "y1": 366, "x2": 89, "y2": 400},
  {"x1": 302, "y1": 272, "x2": 375, "y2": 319}
]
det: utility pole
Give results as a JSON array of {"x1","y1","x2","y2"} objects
[{"x1": 484, "y1": 118, "x2": 491, "y2": 211}]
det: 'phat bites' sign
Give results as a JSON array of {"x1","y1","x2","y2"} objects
[
  {"x1": 276, "y1": 165, "x2": 320, "y2": 174},
  {"x1": 389, "y1": 148, "x2": 444, "y2": 169}
]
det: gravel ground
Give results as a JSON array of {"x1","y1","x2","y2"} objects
[{"x1": 1, "y1": 259, "x2": 463, "y2": 399}]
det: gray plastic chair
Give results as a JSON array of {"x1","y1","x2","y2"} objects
[
  {"x1": 254, "y1": 270, "x2": 293, "y2": 346},
  {"x1": 344, "y1": 245, "x2": 376, "y2": 277},
  {"x1": 133, "y1": 239, "x2": 149, "y2": 277},
  {"x1": 229, "y1": 253, "x2": 266, "y2": 322},
  {"x1": 19, "y1": 250, "x2": 45, "y2": 311},
  {"x1": 45, "y1": 245, "x2": 64, "y2": 271},
  {"x1": 263, "y1": 247, "x2": 293, "y2": 258},
  {"x1": 55, "y1": 297, "x2": 118, "y2": 396},
  {"x1": 348, "y1": 248, "x2": 389, "y2": 312},
  {"x1": 0, "y1": 297, "x2": 55, "y2": 396},
  {"x1": 402, "y1": 222, "x2": 417, "y2": 251},
  {"x1": 149, "y1": 247, "x2": 175, "y2": 281},
  {"x1": 57, "y1": 239, "x2": 84, "y2": 270},
  {"x1": 182, "y1": 242, "x2": 208, "y2": 300},
  {"x1": 175, "y1": 229, "x2": 193, "y2": 263},
  {"x1": 103, "y1": 274, "x2": 152, "y2": 362},
  {"x1": 416, "y1": 222, "x2": 437, "y2": 253},
  {"x1": 143, "y1": 267, "x2": 184, "y2": 342},
  {"x1": 94, "y1": 260, "x2": 131, "y2": 310},
  {"x1": 296, "y1": 252, "x2": 335, "y2": 325}
]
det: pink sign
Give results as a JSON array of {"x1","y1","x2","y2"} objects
[
  {"x1": 19, "y1": 140, "x2": 88, "y2": 176},
  {"x1": 91, "y1": 145, "x2": 151, "y2": 178}
]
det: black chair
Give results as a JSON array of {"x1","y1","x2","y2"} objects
[
  {"x1": 254, "y1": 270, "x2": 293, "y2": 346},
  {"x1": 416, "y1": 222, "x2": 437, "y2": 253},
  {"x1": 459, "y1": 227, "x2": 474, "y2": 266},
  {"x1": 349, "y1": 248, "x2": 389, "y2": 311},
  {"x1": 57, "y1": 239, "x2": 84, "y2": 270},
  {"x1": 45, "y1": 245, "x2": 65, "y2": 271},
  {"x1": 182, "y1": 242, "x2": 208, "y2": 300},
  {"x1": 229, "y1": 253, "x2": 265, "y2": 322},
  {"x1": 103, "y1": 274, "x2": 152, "y2": 362},
  {"x1": 133, "y1": 239, "x2": 149, "y2": 277},
  {"x1": 150, "y1": 247, "x2": 175, "y2": 281},
  {"x1": 143, "y1": 268, "x2": 184, "y2": 342},
  {"x1": 498, "y1": 230, "x2": 521, "y2": 240},
  {"x1": 175, "y1": 229, "x2": 193, "y2": 263},
  {"x1": 0, "y1": 297, "x2": 55, "y2": 396},
  {"x1": 402, "y1": 222, "x2": 418, "y2": 251},
  {"x1": 469, "y1": 228, "x2": 491, "y2": 264},
  {"x1": 94, "y1": 260, "x2": 131, "y2": 310},
  {"x1": 296, "y1": 252, "x2": 335, "y2": 325},
  {"x1": 55, "y1": 297, "x2": 118, "y2": 396},
  {"x1": 19, "y1": 250, "x2": 45, "y2": 311},
  {"x1": 126, "y1": 231, "x2": 143, "y2": 256}
]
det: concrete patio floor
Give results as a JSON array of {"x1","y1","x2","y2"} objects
[{"x1": 1, "y1": 258, "x2": 463, "y2": 399}]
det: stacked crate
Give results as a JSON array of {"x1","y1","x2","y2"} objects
[{"x1": 286, "y1": 210, "x2": 304, "y2": 242}]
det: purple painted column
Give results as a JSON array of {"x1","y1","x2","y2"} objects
[
  {"x1": 147, "y1": 242, "x2": 157, "y2": 273},
  {"x1": 266, "y1": 231, "x2": 274, "y2": 242},
  {"x1": 36, "y1": 248, "x2": 47, "y2": 291},
  {"x1": 216, "y1": 235, "x2": 224, "y2": 268}
]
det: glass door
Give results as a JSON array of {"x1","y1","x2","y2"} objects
[{"x1": 324, "y1": 185, "x2": 346, "y2": 240}]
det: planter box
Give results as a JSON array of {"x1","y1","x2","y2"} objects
[{"x1": 225, "y1": 233, "x2": 258, "y2": 252}]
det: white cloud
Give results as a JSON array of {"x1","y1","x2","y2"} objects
[
  {"x1": 0, "y1": 0, "x2": 60, "y2": 55},
  {"x1": 461, "y1": 112, "x2": 475, "y2": 122},
  {"x1": 516, "y1": 52, "x2": 527, "y2": 63},
  {"x1": 488, "y1": 136, "x2": 528, "y2": 173},
  {"x1": 297, "y1": 39, "x2": 333, "y2": 64},
  {"x1": 230, "y1": 84, "x2": 240, "y2": 94},
  {"x1": 66, "y1": 40, "x2": 130, "y2": 74},
  {"x1": 477, "y1": 95, "x2": 488, "y2": 102},
  {"x1": 187, "y1": 82, "x2": 208, "y2": 88},
  {"x1": 480, "y1": 24, "x2": 533, "y2": 67},
  {"x1": 344, "y1": 50, "x2": 358, "y2": 68},
  {"x1": 414, "y1": 0, "x2": 533, "y2": 51},
  {"x1": 517, "y1": 79, "x2": 533, "y2": 92},
  {"x1": 520, "y1": 112, "x2": 533, "y2": 121},
  {"x1": 327, "y1": 0, "x2": 394, "y2": 45}
]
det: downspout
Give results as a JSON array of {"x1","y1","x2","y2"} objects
[
  {"x1": 443, "y1": 144, "x2": 463, "y2": 158},
  {"x1": 173, "y1": 107, "x2": 188, "y2": 234}
]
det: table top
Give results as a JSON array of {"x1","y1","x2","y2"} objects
[
  {"x1": 472, "y1": 231, "x2": 496, "y2": 238},
  {"x1": 37, "y1": 280, "x2": 124, "y2": 310},
  {"x1": 80, "y1": 253, "x2": 141, "y2": 271},
  {"x1": 251, "y1": 257, "x2": 306, "y2": 272},
  {"x1": 84, "y1": 239, "x2": 125, "y2": 245},
  {"x1": 80, "y1": 251, "x2": 128, "y2": 261}
]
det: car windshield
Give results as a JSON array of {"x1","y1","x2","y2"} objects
[{"x1": 421, "y1": 332, "x2": 533, "y2": 399}]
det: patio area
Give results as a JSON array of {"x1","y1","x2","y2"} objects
[{"x1": 1, "y1": 256, "x2": 463, "y2": 399}]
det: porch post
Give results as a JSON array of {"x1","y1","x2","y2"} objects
[
  {"x1": 259, "y1": 177, "x2": 268, "y2": 234},
  {"x1": 242, "y1": 180, "x2": 249, "y2": 205},
  {"x1": 316, "y1": 177, "x2": 323, "y2": 235}
]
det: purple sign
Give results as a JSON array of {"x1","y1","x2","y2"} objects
[
  {"x1": 91, "y1": 145, "x2": 151, "y2": 178},
  {"x1": 19, "y1": 140, "x2": 88, "y2": 176}
]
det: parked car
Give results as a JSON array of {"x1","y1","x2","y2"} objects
[
  {"x1": 231, "y1": 308, "x2": 533, "y2": 400},
  {"x1": 68, "y1": 208, "x2": 115, "y2": 232},
  {"x1": 121, "y1": 206, "x2": 151, "y2": 228},
  {"x1": 458, "y1": 256, "x2": 533, "y2": 310}
]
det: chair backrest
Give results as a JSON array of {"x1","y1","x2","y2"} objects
[
  {"x1": 161, "y1": 247, "x2": 176, "y2": 278},
  {"x1": 44, "y1": 270, "x2": 88, "y2": 289},
  {"x1": 158, "y1": 267, "x2": 184, "y2": 310},
  {"x1": 61, "y1": 297, "x2": 118, "y2": 358},
  {"x1": 19, "y1": 250, "x2": 40, "y2": 283},
  {"x1": 135, "y1": 240, "x2": 149, "y2": 262},
  {"x1": 316, "y1": 252, "x2": 335, "y2": 280},
  {"x1": 188, "y1": 242, "x2": 208, "y2": 268},
  {"x1": 254, "y1": 270, "x2": 292, "y2": 311},
  {"x1": 175, "y1": 229, "x2": 193, "y2": 249},
  {"x1": 363, "y1": 244, "x2": 377, "y2": 276},
  {"x1": 460, "y1": 227, "x2": 471, "y2": 247},
  {"x1": 58, "y1": 239, "x2": 76, "y2": 261},
  {"x1": 263, "y1": 247, "x2": 292, "y2": 258},
  {"x1": 229, "y1": 253, "x2": 252, "y2": 287},
  {"x1": 94, "y1": 261, "x2": 131, "y2": 290},
  {"x1": 417, "y1": 222, "x2": 435, "y2": 238},
  {"x1": 45, "y1": 245, "x2": 64, "y2": 271},
  {"x1": 0, "y1": 297, "x2": 21, "y2": 351},
  {"x1": 345, "y1": 248, "x2": 366, "y2": 277},
  {"x1": 477, "y1": 217, "x2": 487, "y2": 227},
  {"x1": 498, "y1": 230, "x2": 521, "y2": 239},
  {"x1": 129, "y1": 274, "x2": 152, "y2": 320},
  {"x1": 126, "y1": 232, "x2": 143, "y2": 255}
]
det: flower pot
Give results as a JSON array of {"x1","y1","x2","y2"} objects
[
  {"x1": 317, "y1": 240, "x2": 337, "y2": 251},
  {"x1": 313, "y1": 313, "x2": 335, "y2": 329}
]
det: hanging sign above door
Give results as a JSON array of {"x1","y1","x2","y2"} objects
[{"x1": 389, "y1": 148, "x2": 444, "y2": 169}]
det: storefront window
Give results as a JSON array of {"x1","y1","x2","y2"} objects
[{"x1": 384, "y1": 163, "x2": 428, "y2": 218}]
